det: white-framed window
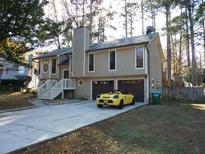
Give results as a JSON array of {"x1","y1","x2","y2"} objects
[
  {"x1": 135, "y1": 47, "x2": 144, "y2": 68},
  {"x1": 109, "y1": 50, "x2": 116, "y2": 71},
  {"x1": 88, "y1": 53, "x2": 95, "y2": 72},
  {"x1": 42, "y1": 62, "x2": 49, "y2": 73},
  {"x1": 51, "y1": 59, "x2": 57, "y2": 74}
]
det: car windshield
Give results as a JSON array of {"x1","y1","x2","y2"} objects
[{"x1": 111, "y1": 90, "x2": 122, "y2": 94}]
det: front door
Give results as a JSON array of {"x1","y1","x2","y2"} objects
[{"x1": 63, "y1": 70, "x2": 70, "y2": 79}]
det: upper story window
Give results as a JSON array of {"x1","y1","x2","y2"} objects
[
  {"x1": 51, "y1": 59, "x2": 57, "y2": 74},
  {"x1": 136, "y1": 47, "x2": 144, "y2": 68},
  {"x1": 109, "y1": 51, "x2": 116, "y2": 70},
  {"x1": 88, "y1": 53, "x2": 94, "y2": 72}
]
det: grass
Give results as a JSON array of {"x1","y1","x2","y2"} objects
[
  {"x1": 0, "y1": 91, "x2": 35, "y2": 110},
  {"x1": 17, "y1": 100, "x2": 205, "y2": 154}
]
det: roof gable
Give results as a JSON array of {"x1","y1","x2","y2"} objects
[
  {"x1": 33, "y1": 34, "x2": 156, "y2": 59},
  {"x1": 33, "y1": 47, "x2": 72, "y2": 59}
]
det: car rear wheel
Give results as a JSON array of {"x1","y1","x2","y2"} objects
[
  {"x1": 118, "y1": 100, "x2": 124, "y2": 109},
  {"x1": 97, "y1": 104, "x2": 103, "y2": 108},
  {"x1": 131, "y1": 98, "x2": 135, "y2": 105}
]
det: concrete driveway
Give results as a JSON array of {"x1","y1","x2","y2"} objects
[{"x1": 0, "y1": 101, "x2": 146, "y2": 154}]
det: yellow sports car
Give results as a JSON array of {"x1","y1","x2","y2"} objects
[{"x1": 96, "y1": 91, "x2": 135, "y2": 109}]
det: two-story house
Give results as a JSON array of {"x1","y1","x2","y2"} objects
[{"x1": 35, "y1": 27, "x2": 164, "y2": 103}]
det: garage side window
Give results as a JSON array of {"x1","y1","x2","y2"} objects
[
  {"x1": 136, "y1": 47, "x2": 144, "y2": 68},
  {"x1": 51, "y1": 59, "x2": 57, "y2": 74},
  {"x1": 88, "y1": 53, "x2": 94, "y2": 72},
  {"x1": 109, "y1": 51, "x2": 116, "y2": 70}
]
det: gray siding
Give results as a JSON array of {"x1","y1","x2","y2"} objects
[
  {"x1": 39, "y1": 56, "x2": 68, "y2": 80},
  {"x1": 85, "y1": 45, "x2": 147, "y2": 77},
  {"x1": 74, "y1": 78, "x2": 92, "y2": 99},
  {"x1": 148, "y1": 36, "x2": 163, "y2": 94}
]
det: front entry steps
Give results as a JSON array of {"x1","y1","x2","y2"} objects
[{"x1": 37, "y1": 79, "x2": 75, "y2": 100}]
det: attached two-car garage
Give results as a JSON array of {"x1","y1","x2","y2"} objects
[
  {"x1": 118, "y1": 80, "x2": 144, "y2": 102},
  {"x1": 92, "y1": 81, "x2": 114, "y2": 100},
  {"x1": 92, "y1": 79, "x2": 144, "y2": 102}
]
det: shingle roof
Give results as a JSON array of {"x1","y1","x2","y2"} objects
[
  {"x1": 59, "y1": 59, "x2": 69, "y2": 65},
  {"x1": 33, "y1": 34, "x2": 153, "y2": 59},
  {"x1": 86, "y1": 35, "x2": 150, "y2": 52},
  {"x1": 33, "y1": 47, "x2": 72, "y2": 59}
]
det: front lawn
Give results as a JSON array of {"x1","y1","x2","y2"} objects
[
  {"x1": 18, "y1": 101, "x2": 205, "y2": 154},
  {"x1": 0, "y1": 91, "x2": 35, "y2": 110}
]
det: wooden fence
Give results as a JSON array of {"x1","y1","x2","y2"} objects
[{"x1": 162, "y1": 87, "x2": 205, "y2": 102}]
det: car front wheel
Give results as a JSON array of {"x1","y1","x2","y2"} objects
[
  {"x1": 97, "y1": 104, "x2": 103, "y2": 108},
  {"x1": 118, "y1": 100, "x2": 124, "y2": 109},
  {"x1": 131, "y1": 98, "x2": 135, "y2": 105}
]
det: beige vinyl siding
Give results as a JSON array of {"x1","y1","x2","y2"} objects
[
  {"x1": 39, "y1": 57, "x2": 59, "y2": 80},
  {"x1": 74, "y1": 78, "x2": 92, "y2": 99},
  {"x1": 148, "y1": 36, "x2": 163, "y2": 93},
  {"x1": 85, "y1": 45, "x2": 147, "y2": 77}
]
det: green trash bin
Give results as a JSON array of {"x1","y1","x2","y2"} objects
[{"x1": 152, "y1": 92, "x2": 161, "y2": 104}]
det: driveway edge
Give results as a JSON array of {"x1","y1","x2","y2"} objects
[{"x1": 0, "y1": 106, "x2": 37, "y2": 113}]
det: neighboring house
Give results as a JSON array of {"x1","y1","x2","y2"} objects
[
  {"x1": 34, "y1": 27, "x2": 164, "y2": 103},
  {"x1": 0, "y1": 58, "x2": 31, "y2": 89}
]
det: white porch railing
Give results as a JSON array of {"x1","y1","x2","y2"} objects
[
  {"x1": 63, "y1": 79, "x2": 75, "y2": 89},
  {"x1": 37, "y1": 80, "x2": 58, "y2": 97},
  {"x1": 37, "y1": 79, "x2": 75, "y2": 99}
]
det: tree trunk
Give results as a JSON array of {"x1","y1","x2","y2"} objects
[
  {"x1": 125, "y1": 0, "x2": 128, "y2": 38},
  {"x1": 203, "y1": 20, "x2": 205, "y2": 64},
  {"x1": 89, "y1": 0, "x2": 94, "y2": 42},
  {"x1": 178, "y1": 30, "x2": 182, "y2": 82},
  {"x1": 141, "y1": 0, "x2": 144, "y2": 34},
  {"x1": 202, "y1": 2, "x2": 205, "y2": 64},
  {"x1": 97, "y1": 17, "x2": 100, "y2": 43},
  {"x1": 149, "y1": 0, "x2": 156, "y2": 28},
  {"x1": 51, "y1": 0, "x2": 61, "y2": 49},
  {"x1": 178, "y1": 8, "x2": 183, "y2": 81},
  {"x1": 82, "y1": 0, "x2": 85, "y2": 26},
  {"x1": 130, "y1": 14, "x2": 133, "y2": 37},
  {"x1": 185, "y1": 6, "x2": 191, "y2": 82},
  {"x1": 57, "y1": 36, "x2": 61, "y2": 49},
  {"x1": 187, "y1": 0, "x2": 197, "y2": 86},
  {"x1": 166, "y1": 5, "x2": 171, "y2": 86},
  {"x1": 185, "y1": 7, "x2": 191, "y2": 67}
]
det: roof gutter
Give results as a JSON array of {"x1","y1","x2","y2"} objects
[{"x1": 86, "y1": 42, "x2": 149, "y2": 53}]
